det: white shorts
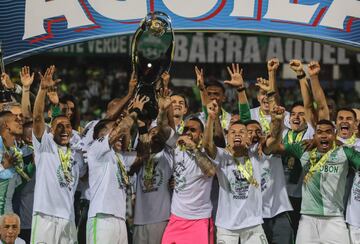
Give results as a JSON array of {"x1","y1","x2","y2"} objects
[
  {"x1": 87, "y1": 213, "x2": 127, "y2": 244},
  {"x1": 217, "y1": 225, "x2": 268, "y2": 244},
  {"x1": 296, "y1": 215, "x2": 350, "y2": 244},
  {"x1": 30, "y1": 212, "x2": 77, "y2": 244},
  {"x1": 349, "y1": 225, "x2": 360, "y2": 244}
]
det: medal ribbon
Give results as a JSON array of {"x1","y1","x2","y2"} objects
[
  {"x1": 221, "y1": 109, "x2": 228, "y2": 129},
  {"x1": 259, "y1": 109, "x2": 270, "y2": 134},
  {"x1": 4, "y1": 145, "x2": 30, "y2": 182},
  {"x1": 144, "y1": 154, "x2": 156, "y2": 183},
  {"x1": 304, "y1": 144, "x2": 337, "y2": 183},
  {"x1": 57, "y1": 147, "x2": 73, "y2": 183},
  {"x1": 233, "y1": 156, "x2": 259, "y2": 187},
  {"x1": 288, "y1": 130, "x2": 305, "y2": 144},
  {"x1": 115, "y1": 153, "x2": 129, "y2": 186},
  {"x1": 177, "y1": 120, "x2": 185, "y2": 134},
  {"x1": 337, "y1": 134, "x2": 356, "y2": 146}
]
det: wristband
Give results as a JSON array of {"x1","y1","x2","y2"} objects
[
  {"x1": 138, "y1": 126, "x2": 148, "y2": 135},
  {"x1": 237, "y1": 87, "x2": 246, "y2": 92},
  {"x1": 297, "y1": 72, "x2": 306, "y2": 80}
]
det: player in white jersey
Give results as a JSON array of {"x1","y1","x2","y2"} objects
[
  {"x1": 204, "y1": 99, "x2": 285, "y2": 244},
  {"x1": 133, "y1": 123, "x2": 174, "y2": 244},
  {"x1": 158, "y1": 89, "x2": 217, "y2": 244},
  {"x1": 31, "y1": 65, "x2": 85, "y2": 244},
  {"x1": 86, "y1": 95, "x2": 149, "y2": 244}
]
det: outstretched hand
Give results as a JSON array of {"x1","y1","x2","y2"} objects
[
  {"x1": 157, "y1": 88, "x2": 173, "y2": 111},
  {"x1": 195, "y1": 66, "x2": 205, "y2": 91},
  {"x1": 224, "y1": 63, "x2": 244, "y2": 88},
  {"x1": 39, "y1": 65, "x2": 61, "y2": 90},
  {"x1": 255, "y1": 77, "x2": 271, "y2": 92},
  {"x1": 20, "y1": 66, "x2": 34, "y2": 88}
]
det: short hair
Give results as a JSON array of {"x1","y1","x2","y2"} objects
[
  {"x1": 229, "y1": 120, "x2": 246, "y2": 128},
  {"x1": 290, "y1": 101, "x2": 304, "y2": 113},
  {"x1": 316, "y1": 119, "x2": 335, "y2": 129},
  {"x1": 0, "y1": 213, "x2": 20, "y2": 226},
  {"x1": 0, "y1": 110, "x2": 13, "y2": 119},
  {"x1": 336, "y1": 108, "x2": 357, "y2": 120},
  {"x1": 51, "y1": 115, "x2": 70, "y2": 126},
  {"x1": 93, "y1": 119, "x2": 114, "y2": 140},
  {"x1": 244, "y1": 119, "x2": 261, "y2": 128},
  {"x1": 1, "y1": 102, "x2": 21, "y2": 112},
  {"x1": 170, "y1": 93, "x2": 189, "y2": 108},
  {"x1": 205, "y1": 78, "x2": 225, "y2": 93},
  {"x1": 186, "y1": 116, "x2": 204, "y2": 132}
]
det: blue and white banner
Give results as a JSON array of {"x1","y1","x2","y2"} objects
[{"x1": 0, "y1": 0, "x2": 359, "y2": 64}]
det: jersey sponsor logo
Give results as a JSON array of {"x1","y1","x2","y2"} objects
[
  {"x1": 230, "y1": 169, "x2": 250, "y2": 200},
  {"x1": 319, "y1": 165, "x2": 339, "y2": 173}
]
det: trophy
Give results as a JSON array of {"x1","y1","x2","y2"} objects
[{"x1": 131, "y1": 12, "x2": 175, "y2": 120}]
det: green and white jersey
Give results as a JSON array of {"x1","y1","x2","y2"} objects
[{"x1": 285, "y1": 143, "x2": 360, "y2": 216}]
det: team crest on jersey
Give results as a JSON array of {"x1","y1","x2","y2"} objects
[
  {"x1": 229, "y1": 169, "x2": 250, "y2": 200},
  {"x1": 141, "y1": 162, "x2": 164, "y2": 193},
  {"x1": 57, "y1": 157, "x2": 76, "y2": 191},
  {"x1": 261, "y1": 168, "x2": 271, "y2": 192},
  {"x1": 174, "y1": 160, "x2": 186, "y2": 193}
]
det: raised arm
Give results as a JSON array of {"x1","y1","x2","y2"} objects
[
  {"x1": 203, "y1": 100, "x2": 219, "y2": 159},
  {"x1": 108, "y1": 95, "x2": 149, "y2": 146},
  {"x1": 195, "y1": 66, "x2": 208, "y2": 107},
  {"x1": 289, "y1": 60, "x2": 316, "y2": 127},
  {"x1": 105, "y1": 71, "x2": 137, "y2": 120},
  {"x1": 308, "y1": 61, "x2": 329, "y2": 121},
  {"x1": 19, "y1": 66, "x2": 34, "y2": 120},
  {"x1": 267, "y1": 58, "x2": 280, "y2": 104},
  {"x1": 33, "y1": 65, "x2": 59, "y2": 140},
  {"x1": 157, "y1": 88, "x2": 174, "y2": 140},
  {"x1": 161, "y1": 71, "x2": 175, "y2": 130},
  {"x1": 263, "y1": 105, "x2": 285, "y2": 154},
  {"x1": 224, "y1": 63, "x2": 250, "y2": 122}
]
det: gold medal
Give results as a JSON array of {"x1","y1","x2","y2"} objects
[{"x1": 287, "y1": 157, "x2": 295, "y2": 169}]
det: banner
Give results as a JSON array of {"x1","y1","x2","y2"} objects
[
  {"x1": 49, "y1": 33, "x2": 359, "y2": 65},
  {"x1": 1, "y1": 0, "x2": 360, "y2": 64}
]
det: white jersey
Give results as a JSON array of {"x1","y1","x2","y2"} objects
[
  {"x1": 213, "y1": 147, "x2": 263, "y2": 230},
  {"x1": 134, "y1": 148, "x2": 173, "y2": 225},
  {"x1": 87, "y1": 135, "x2": 136, "y2": 219},
  {"x1": 260, "y1": 154, "x2": 293, "y2": 218},
  {"x1": 171, "y1": 147, "x2": 213, "y2": 219},
  {"x1": 32, "y1": 131, "x2": 85, "y2": 221},
  {"x1": 343, "y1": 137, "x2": 360, "y2": 227},
  {"x1": 282, "y1": 125, "x2": 315, "y2": 198}
]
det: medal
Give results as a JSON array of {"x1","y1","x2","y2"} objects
[
  {"x1": 57, "y1": 147, "x2": 73, "y2": 184},
  {"x1": 287, "y1": 157, "x2": 295, "y2": 169},
  {"x1": 115, "y1": 153, "x2": 129, "y2": 186},
  {"x1": 304, "y1": 144, "x2": 337, "y2": 184},
  {"x1": 233, "y1": 156, "x2": 259, "y2": 188}
]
